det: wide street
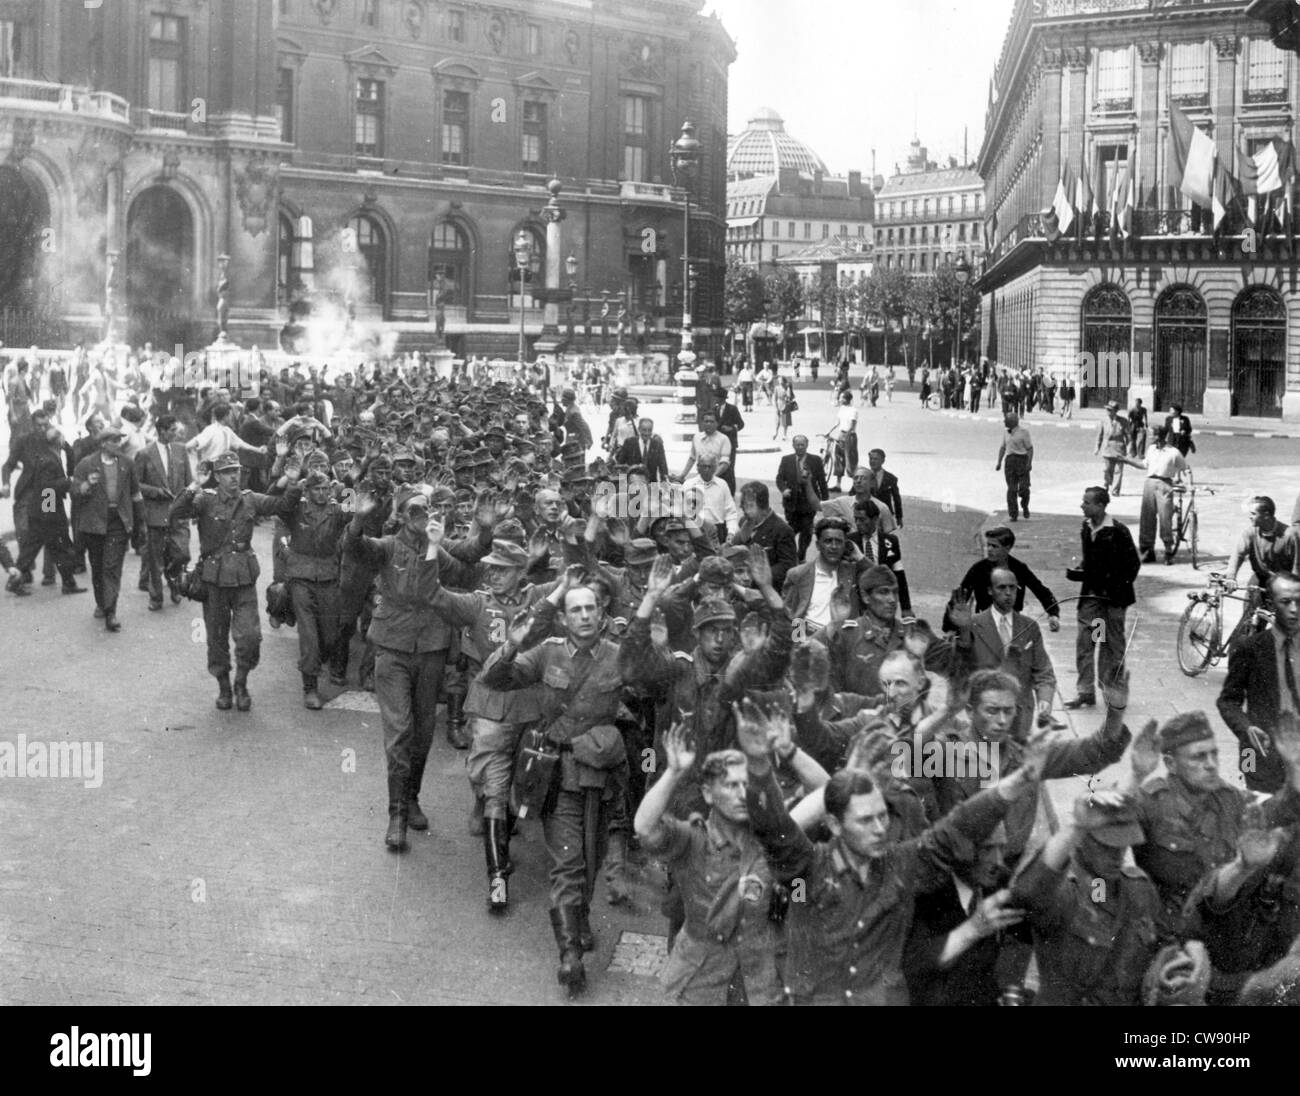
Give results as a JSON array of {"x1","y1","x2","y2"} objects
[{"x1": 2, "y1": 376, "x2": 1298, "y2": 1005}]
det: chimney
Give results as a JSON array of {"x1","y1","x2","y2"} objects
[
  {"x1": 848, "y1": 170, "x2": 862, "y2": 197},
  {"x1": 779, "y1": 166, "x2": 800, "y2": 193},
  {"x1": 872, "y1": 147, "x2": 877, "y2": 180}
]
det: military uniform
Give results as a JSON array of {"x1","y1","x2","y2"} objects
[
  {"x1": 282, "y1": 483, "x2": 351, "y2": 702},
  {"x1": 642, "y1": 812, "x2": 781, "y2": 1005},
  {"x1": 745, "y1": 768, "x2": 1011, "y2": 1005},
  {"x1": 331, "y1": 468, "x2": 390, "y2": 686},
  {"x1": 1011, "y1": 848, "x2": 1168, "y2": 1006},
  {"x1": 170, "y1": 476, "x2": 300, "y2": 703},
  {"x1": 814, "y1": 614, "x2": 954, "y2": 697}
]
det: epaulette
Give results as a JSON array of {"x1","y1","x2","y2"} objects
[
  {"x1": 543, "y1": 636, "x2": 566, "y2": 646},
  {"x1": 840, "y1": 619, "x2": 859, "y2": 628},
  {"x1": 1120, "y1": 864, "x2": 1151, "y2": 882},
  {"x1": 674, "y1": 650, "x2": 694, "y2": 662}
]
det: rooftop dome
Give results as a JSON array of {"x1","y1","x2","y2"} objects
[{"x1": 727, "y1": 108, "x2": 829, "y2": 178}]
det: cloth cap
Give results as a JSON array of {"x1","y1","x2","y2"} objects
[
  {"x1": 95, "y1": 425, "x2": 125, "y2": 443},
  {"x1": 698, "y1": 557, "x2": 734, "y2": 586},
  {"x1": 859, "y1": 564, "x2": 898, "y2": 592},
  {"x1": 429, "y1": 486, "x2": 456, "y2": 504},
  {"x1": 625, "y1": 539, "x2": 659, "y2": 565},
  {"x1": 495, "y1": 518, "x2": 527, "y2": 545},
  {"x1": 693, "y1": 597, "x2": 737, "y2": 631},
  {"x1": 723, "y1": 544, "x2": 751, "y2": 562},
  {"x1": 368, "y1": 455, "x2": 393, "y2": 471},
  {"x1": 303, "y1": 470, "x2": 331, "y2": 489},
  {"x1": 1158, "y1": 711, "x2": 1214, "y2": 754},
  {"x1": 394, "y1": 485, "x2": 431, "y2": 513},
  {"x1": 483, "y1": 540, "x2": 529, "y2": 568},
  {"x1": 1086, "y1": 796, "x2": 1145, "y2": 848}
]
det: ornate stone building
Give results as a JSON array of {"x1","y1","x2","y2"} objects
[
  {"x1": 978, "y1": 0, "x2": 1298, "y2": 418},
  {"x1": 0, "y1": 0, "x2": 734, "y2": 359},
  {"x1": 873, "y1": 140, "x2": 983, "y2": 275}
]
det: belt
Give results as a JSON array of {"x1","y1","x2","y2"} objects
[{"x1": 1147, "y1": 476, "x2": 1172, "y2": 484}]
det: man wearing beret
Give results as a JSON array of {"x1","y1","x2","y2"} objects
[
  {"x1": 1011, "y1": 790, "x2": 1176, "y2": 1005},
  {"x1": 170, "y1": 451, "x2": 303, "y2": 708},
  {"x1": 73, "y1": 426, "x2": 146, "y2": 633}
]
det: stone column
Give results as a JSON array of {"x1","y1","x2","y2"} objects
[
  {"x1": 1064, "y1": 47, "x2": 1088, "y2": 192},
  {"x1": 1136, "y1": 41, "x2": 1162, "y2": 209},
  {"x1": 1038, "y1": 46, "x2": 1065, "y2": 210},
  {"x1": 1203, "y1": 34, "x2": 1239, "y2": 420},
  {"x1": 541, "y1": 179, "x2": 565, "y2": 335}
]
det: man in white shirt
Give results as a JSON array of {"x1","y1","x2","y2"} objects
[
  {"x1": 678, "y1": 411, "x2": 732, "y2": 482},
  {"x1": 187, "y1": 402, "x2": 266, "y2": 465},
  {"x1": 682, "y1": 457, "x2": 740, "y2": 543}
]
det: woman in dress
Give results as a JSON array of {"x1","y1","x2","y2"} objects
[{"x1": 773, "y1": 376, "x2": 793, "y2": 441}]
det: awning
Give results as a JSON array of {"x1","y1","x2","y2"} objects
[
  {"x1": 747, "y1": 322, "x2": 784, "y2": 338},
  {"x1": 728, "y1": 217, "x2": 760, "y2": 228}
]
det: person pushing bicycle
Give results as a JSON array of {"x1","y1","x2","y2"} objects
[{"x1": 1223, "y1": 495, "x2": 1300, "y2": 622}]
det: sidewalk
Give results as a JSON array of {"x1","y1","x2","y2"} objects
[{"x1": 937, "y1": 401, "x2": 1300, "y2": 440}]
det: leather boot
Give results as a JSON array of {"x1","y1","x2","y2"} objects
[
  {"x1": 550, "y1": 907, "x2": 586, "y2": 997},
  {"x1": 215, "y1": 673, "x2": 234, "y2": 711},
  {"x1": 445, "y1": 692, "x2": 469, "y2": 749},
  {"x1": 604, "y1": 831, "x2": 631, "y2": 906},
  {"x1": 385, "y1": 774, "x2": 409, "y2": 852},
  {"x1": 468, "y1": 796, "x2": 485, "y2": 836},
  {"x1": 485, "y1": 818, "x2": 509, "y2": 912},
  {"x1": 302, "y1": 674, "x2": 323, "y2": 711},
  {"x1": 406, "y1": 755, "x2": 428, "y2": 830},
  {"x1": 233, "y1": 669, "x2": 252, "y2": 712},
  {"x1": 577, "y1": 904, "x2": 595, "y2": 954}
]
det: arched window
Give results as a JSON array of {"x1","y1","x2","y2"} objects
[
  {"x1": 347, "y1": 214, "x2": 387, "y2": 313},
  {"x1": 278, "y1": 212, "x2": 312, "y2": 308},
  {"x1": 429, "y1": 220, "x2": 470, "y2": 309},
  {"x1": 1231, "y1": 286, "x2": 1286, "y2": 417}
]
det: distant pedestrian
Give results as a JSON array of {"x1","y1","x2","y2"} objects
[
  {"x1": 1164, "y1": 404, "x2": 1196, "y2": 458},
  {"x1": 1095, "y1": 400, "x2": 1129, "y2": 496},
  {"x1": 773, "y1": 377, "x2": 794, "y2": 441},
  {"x1": 995, "y1": 412, "x2": 1033, "y2": 522}
]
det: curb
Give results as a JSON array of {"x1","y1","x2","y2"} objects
[{"x1": 937, "y1": 409, "x2": 1300, "y2": 441}]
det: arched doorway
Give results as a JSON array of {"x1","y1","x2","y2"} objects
[
  {"x1": 1080, "y1": 283, "x2": 1131, "y2": 409},
  {"x1": 428, "y1": 220, "x2": 470, "y2": 312},
  {"x1": 126, "y1": 186, "x2": 195, "y2": 348},
  {"x1": 0, "y1": 164, "x2": 51, "y2": 310},
  {"x1": 1154, "y1": 285, "x2": 1206, "y2": 414},
  {"x1": 1231, "y1": 286, "x2": 1286, "y2": 418},
  {"x1": 346, "y1": 213, "x2": 387, "y2": 317}
]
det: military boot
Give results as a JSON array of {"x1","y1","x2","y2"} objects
[
  {"x1": 485, "y1": 818, "x2": 510, "y2": 912},
  {"x1": 444, "y1": 692, "x2": 469, "y2": 749},
  {"x1": 302, "y1": 674, "x2": 323, "y2": 711},
  {"x1": 467, "y1": 796, "x2": 485, "y2": 836},
  {"x1": 577, "y1": 904, "x2": 595, "y2": 954},
  {"x1": 385, "y1": 774, "x2": 409, "y2": 852},
  {"x1": 550, "y1": 907, "x2": 586, "y2": 997},
  {"x1": 406, "y1": 756, "x2": 429, "y2": 831},
  {"x1": 233, "y1": 669, "x2": 252, "y2": 712},
  {"x1": 215, "y1": 673, "x2": 234, "y2": 711}
]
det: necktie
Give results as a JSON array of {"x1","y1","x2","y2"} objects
[
  {"x1": 998, "y1": 612, "x2": 1014, "y2": 652},
  {"x1": 1285, "y1": 638, "x2": 1300, "y2": 712}
]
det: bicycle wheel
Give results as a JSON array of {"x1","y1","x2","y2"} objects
[
  {"x1": 1176, "y1": 598, "x2": 1219, "y2": 677},
  {"x1": 1189, "y1": 510, "x2": 1199, "y2": 570}
]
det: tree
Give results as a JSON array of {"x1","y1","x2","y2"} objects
[
  {"x1": 724, "y1": 255, "x2": 765, "y2": 330},
  {"x1": 811, "y1": 268, "x2": 840, "y2": 329},
  {"x1": 763, "y1": 268, "x2": 804, "y2": 330},
  {"x1": 859, "y1": 266, "x2": 913, "y2": 367}
]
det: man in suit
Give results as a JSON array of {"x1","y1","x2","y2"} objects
[
  {"x1": 734, "y1": 481, "x2": 798, "y2": 592},
  {"x1": 73, "y1": 425, "x2": 145, "y2": 632},
  {"x1": 615, "y1": 417, "x2": 669, "y2": 483},
  {"x1": 951, "y1": 566, "x2": 1057, "y2": 739},
  {"x1": 1217, "y1": 572, "x2": 1300, "y2": 793},
  {"x1": 775, "y1": 436, "x2": 829, "y2": 558},
  {"x1": 135, "y1": 414, "x2": 192, "y2": 610},
  {"x1": 867, "y1": 448, "x2": 903, "y2": 525},
  {"x1": 1164, "y1": 404, "x2": 1195, "y2": 458},
  {"x1": 781, "y1": 516, "x2": 862, "y2": 632}
]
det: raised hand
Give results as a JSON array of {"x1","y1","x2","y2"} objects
[
  {"x1": 506, "y1": 608, "x2": 536, "y2": 648},
  {"x1": 902, "y1": 618, "x2": 938, "y2": 658},
  {"x1": 747, "y1": 544, "x2": 773, "y2": 590},
  {"x1": 425, "y1": 516, "x2": 445, "y2": 550},
  {"x1": 649, "y1": 609, "x2": 669, "y2": 650},
  {"x1": 733, "y1": 697, "x2": 772, "y2": 761},
  {"x1": 663, "y1": 722, "x2": 696, "y2": 776},
  {"x1": 492, "y1": 491, "x2": 516, "y2": 523},
  {"x1": 646, "y1": 553, "x2": 675, "y2": 598},
  {"x1": 562, "y1": 562, "x2": 586, "y2": 591},
  {"x1": 767, "y1": 710, "x2": 796, "y2": 758},
  {"x1": 1238, "y1": 815, "x2": 1285, "y2": 869},
  {"x1": 1130, "y1": 719, "x2": 1161, "y2": 783},
  {"x1": 473, "y1": 489, "x2": 496, "y2": 529},
  {"x1": 276, "y1": 437, "x2": 290, "y2": 458},
  {"x1": 1072, "y1": 789, "x2": 1128, "y2": 830},
  {"x1": 606, "y1": 517, "x2": 630, "y2": 548},
  {"x1": 970, "y1": 889, "x2": 1025, "y2": 937},
  {"x1": 353, "y1": 490, "x2": 378, "y2": 517},
  {"x1": 284, "y1": 459, "x2": 303, "y2": 481},
  {"x1": 947, "y1": 589, "x2": 974, "y2": 631}
]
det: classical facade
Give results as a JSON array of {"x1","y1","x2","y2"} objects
[
  {"x1": 724, "y1": 108, "x2": 875, "y2": 269},
  {"x1": 978, "y1": 0, "x2": 1298, "y2": 418},
  {"x1": 873, "y1": 140, "x2": 984, "y2": 275},
  {"x1": 0, "y1": 0, "x2": 734, "y2": 359}
]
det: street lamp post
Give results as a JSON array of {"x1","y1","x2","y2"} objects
[
  {"x1": 513, "y1": 229, "x2": 535, "y2": 369},
  {"x1": 953, "y1": 254, "x2": 971, "y2": 368},
  {"x1": 670, "y1": 120, "x2": 701, "y2": 373}
]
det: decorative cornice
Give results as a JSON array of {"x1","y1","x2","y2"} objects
[
  {"x1": 1212, "y1": 33, "x2": 1238, "y2": 61},
  {"x1": 1063, "y1": 45, "x2": 1088, "y2": 70},
  {"x1": 1136, "y1": 40, "x2": 1161, "y2": 65},
  {"x1": 1040, "y1": 45, "x2": 1064, "y2": 72}
]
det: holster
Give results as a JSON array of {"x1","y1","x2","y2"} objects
[{"x1": 511, "y1": 726, "x2": 561, "y2": 819}]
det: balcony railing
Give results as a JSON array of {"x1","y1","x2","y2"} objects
[
  {"x1": 986, "y1": 205, "x2": 1289, "y2": 269},
  {"x1": 619, "y1": 180, "x2": 680, "y2": 203},
  {"x1": 0, "y1": 77, "x2": 129, "y2": 122},
  {"x1": 134, "y1": 108, "x2": 190, "y2": 133}
]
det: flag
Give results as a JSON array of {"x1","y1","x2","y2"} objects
[
  {"x1": 1212, "y1": 161, "x2": 1235, "y2": 233},
  {"x1": 1168, "y1": 104, "x2": 1216, "y2": 208},
  {"x1": 1048, "y1": 162, "x2": 1074, "y2": 238},
  {"x1": 1118, "y1": 172, "x2": 1136, "y2": 240},
  {"x1": 1238, "y1": 137, "x2": 1296, "y2": 195},
  {"x1": 1108, "y1": 163, "x2": 1127, "y2": 244},
  {"x1": 1076, "y1": 158, "x2": 1093, "y2": 241}
]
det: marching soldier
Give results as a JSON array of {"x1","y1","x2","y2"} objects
[
  {"x1": 170, "y1": 451, "x2": 302, "y2": 711},
  {"x1": 331, "y1": 453, "x2": 393, "y2": 689}
]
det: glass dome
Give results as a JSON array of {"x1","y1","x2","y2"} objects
[{"x1": 726, "y1": 107, "x2": 829, "y2": 178}]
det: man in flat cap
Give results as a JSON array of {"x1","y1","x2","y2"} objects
[
  {"x1": 171, "y1": 451, "x2": 303, "y2": 709},
  {"x1": 1094, "y1": 399, "x2": 1129, "y2": 497},
  {"x1": 72, "y1": 425, "x2": 146, "y2": 633}
]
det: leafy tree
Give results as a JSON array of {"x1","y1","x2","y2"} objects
[
  {"x1": 724, "y1": 255, "x2": 765, "y2": 329},
  {"x1": 859, "y1": 266, "x2": 913, "y2": 366},
  {"x1": 763, "y1": 268, "x2": 804, "y2": 329}
]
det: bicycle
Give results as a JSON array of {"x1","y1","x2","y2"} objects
[
  {"x1": 1175, "y1": 571, "x2": 1274, "y2": 677},
  {"x1": 1168, "y1": 479, "x2": 1213, "y2": 568}
]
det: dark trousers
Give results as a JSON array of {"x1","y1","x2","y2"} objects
[
  {"x1": 1003, "y1": 454, "x2": 1031, "y2": 519},
  {"x1": 143, "y1": 521, "x2": 189, "y2": 602},
  {"x1": 202, "y1": 583, "x2": 262, "y2": 677},
  {"x1": 332, "y1": 578, "x2": 375, "y2": 681},
  {"x1": 12, "y1": 504, "x2": 57, "y2": 581},
  {"x1": 15, "y1": 514, "x2": 76, "y2": 583},
  {"x1": 1076, "y1": 597, "x2": 1126, "y2": 699},
  {"x1": 785, "y1": 507, "x2": 815, "y2": 559},
  {"x1": 290, "y1": 578, "x2": 341, "y2": 677},
  {"x1": 375, "y1": 645, "x2": 447, "y2": 802},
  {"x1": 82, "y1": 515, "x2": 129, "y2": 614},
  {"x1": 543, "y1": 787, "x2": 610, "y2": 910}
]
